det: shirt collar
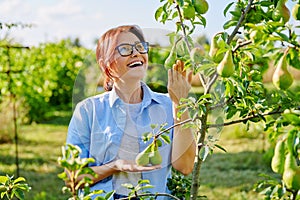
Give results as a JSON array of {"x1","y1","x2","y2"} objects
[{"x1": 108, "y1": 81, "x2": 163, "y2": 108}]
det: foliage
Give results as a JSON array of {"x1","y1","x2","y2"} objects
[
  {"x1": 167, "y1": 169, "x2": 192, "y2": 200},
  {"x1": 0, "y1": 39, "x2": 95, "y2": 123},
  {"x1": 146, "y1": 45, "x2": 169, "y2": 93},
  {"x1": 121, "y1": 179, "x2": 180, "y2": 199},
  {"x1": 154, "y1": 0, "x2": 300, "y2": 199},
  {"x1": 0, "y1": 121, "x2": 277, "y2": 199},
  {"x1": 57, "y1": 144, "x2": 114, "y2": 200},
  {"x1": 0, "y1": 175, "x2": 31, "y2": 200}
]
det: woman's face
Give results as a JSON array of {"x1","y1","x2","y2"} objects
[{"x1": 111, "y1": 31, "x2": 148, "y2": 83}]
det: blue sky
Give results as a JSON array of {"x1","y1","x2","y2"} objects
[{"x1": 0, "y1": 0, "x2": 296, "y2": 49}]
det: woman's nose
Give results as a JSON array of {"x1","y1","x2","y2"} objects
[{"x1": 131, "y1": 48, "x2": 139, "y2": 57}]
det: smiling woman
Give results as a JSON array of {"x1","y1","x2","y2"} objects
[{"x1": 65, "y1": 24, "x2": 196, "y2": 199}]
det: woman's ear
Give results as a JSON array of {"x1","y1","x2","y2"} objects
[{"x1": 98, "y1": 59, "x2": 105, "y2": 71}]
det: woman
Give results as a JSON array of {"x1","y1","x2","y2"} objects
[{"x1": 66, "y1": 25, "x2": 196, "y2": 199}]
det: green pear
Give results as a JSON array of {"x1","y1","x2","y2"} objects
[
  {"x1": 209, "y1": 33, "x2": 223, "y2": 63},
  {"x1": 292, "y1": 4, "x2": 300, "y2": 20},
  {"x1": 286, "y1": 130, "x2": 296, "y2": 153},
  {"x1": 190, "y1": 47, "x2": 204, "y2": 64},
  {"x1": 216, "y1": 50, "x2": 235, "y2": 78},
  {"x1": 272, "y1": 0, "x2": 290, "y2": 23},
  {"x1": 135, "y1": 144, "x2": 152, "y2": 166},
  {"x1": 150, "y1": 150, "x2": 162, "y2": 165},
  {"x1": 271, "y1": 139, "x2": 286, "y2": 174},
  {"x1": 149, "y1": 142, "x2": 162, "y2": 165},
  {"x1": 193, "y1": 0, "x2": 209, "y2": 15},
  {"x1": 272, "y1": 54, "x2": 293, "y2": 90},
  {"x1": 283, "y1": 153, "x2": 300, "y2": 190},
  {"x1": 164, "y1": 46, "x2": 177, "y2": 70},
  {"x1": 183, "y1": 3, "x2": 195, "y2": 19}
]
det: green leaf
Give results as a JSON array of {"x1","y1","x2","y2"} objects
[
  {"x1": 223, "y1": 20, "x2": 237, "y2": 30},
  {"x1": 154, "y1": 139, "x2": 161, "y2": 148},
  {"x1": 214, "y1": 144, "x2": 227, "y2": 153},
  {"x1": 139, "y1": 184, "x2": 154, "y2": 190},
  {"x1": 0, "y1": 176, "x2": 8, "y2": 184},
  {"x1": 104, "y1": 190, "x2": 114, "y2": 199},
  {"x1": 1, "y1": 192, "x2": 5, "y2": 199},
  {"x1": 215, "y1": 116, "x2": 224, "y2": 133},
  {"x1": 199, "y1": 145, "x2": 210, "y2": 161},
  {"x1": 160, "y1": 134, "x2": 171, "y2": 144},
  {"x1": 224, "y1": 2, "x2": 235, "y2": 17},
  {"x1": 138, "y1": 179, "x2": 150, "y2": 185},
  {"x1": 13, "y1": 188, "x2": 25, "y2": 200},
  {"x1": 13, "y1": 177, "x2": 26, "y2": 184},
  {"x1": 155, "y1": 6, "x2": 164, "y2": 21},
  {"x1": 176, "y1": 0, "x2": 184, "y2": 7},
  {"x1": 57, "y1": 172, "x2": 68, "y2": 180},
  {"x1": 276, "y1": 32, "x2": 289, "y2": 42},
  {"x1": 283, "y1": 113, "x2": 300, "y2": 126},
  {"x1": 93, "y1": 196, "x2": 106, "y2": 200}
]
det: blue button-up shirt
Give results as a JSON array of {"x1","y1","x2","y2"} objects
[{"x1": 66, "y1": 82, "x2": 174, "y2": 199}]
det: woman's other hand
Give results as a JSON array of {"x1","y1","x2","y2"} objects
[{"x1": 113, "y1": 159, "x2": 161, "y2": 172}]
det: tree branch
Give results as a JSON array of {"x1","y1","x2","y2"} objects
[
  {"x1": 175, "y1": 4, "x2": 192, "y2": 52},
  {"x1": 232, "y1": 40, "x2": 252, "y2": 53},
  {"x1": 227, "y1": 0, "x2": 254, "y2": 44},
  {"x1": 208, "y1": 96, "x2": 235, "y2": 111},
  {"x1": 207, "y1": 110, "x2": 283, "y2": 128},
  {"x1": 116, "y1": 192, "x2": 180, "y2": 200},
  {"x1": 205, "y1": 72, "x2": 218, "y2": 94},
  {"x1": 155, "y1": 118, "x2": 193, "y2": 138},
  {"x1": 175, "y1": 3, "x2": 207, "y2": 89}
]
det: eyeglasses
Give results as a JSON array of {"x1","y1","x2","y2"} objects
[{"x1": 115, "y1": 41, "x2": 149, "y2": 57}]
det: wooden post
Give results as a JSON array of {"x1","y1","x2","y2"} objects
[{"x1": 0, "y1": 45, "x2": 29, "y2": 177}]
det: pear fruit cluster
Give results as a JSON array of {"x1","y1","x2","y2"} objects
[
  {"x1": 135, "y1": 140, "x2": 162, "y2": 166},
  {"x1": 180, "y1": 0, "x2": 209, "y2": 20},
  {"x1": 271, "y1": 132, "x2": 300, "y2": 191},
  {"x1": 272, "y1": 53, "x2": 293, "y2": 90},
  {"x1": 272, "y1": 0, "x2": 290, "y2": 23}
]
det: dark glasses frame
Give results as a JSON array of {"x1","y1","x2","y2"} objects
[{"x1": 115, "y1": 41, "x2": 149, "y2": 57}]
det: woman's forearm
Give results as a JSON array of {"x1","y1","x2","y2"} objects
[
  {"x1": 171, "y1": 104, "x2": 196, "y2": 175},
  {"x1": 66, "y1": 161, "x2": 119, "y2": 187}
]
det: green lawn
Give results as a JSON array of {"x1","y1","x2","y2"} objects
[
  {"x1": 0, "y1": 123, "x2": 70, "y2": 200},
  {"x1": 0, "y1": 115, "x2": 279, "y2": 200}
]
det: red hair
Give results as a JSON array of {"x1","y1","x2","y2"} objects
[{"x1": 96, "y1": 25, "x2": 146, "y2": 91}]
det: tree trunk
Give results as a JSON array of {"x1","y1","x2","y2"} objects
[{"x1": 190, "y1": 111, "x2": 208, "y2": 200}]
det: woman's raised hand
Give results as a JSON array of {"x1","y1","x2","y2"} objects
[{"x1": 167, "y1": 60, "x2": 193, "y2": 106}]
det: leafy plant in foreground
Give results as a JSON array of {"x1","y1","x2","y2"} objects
[
  {"x1": 0, "y1": 175, "x2": 31, "y2": 200},
  {"x1": 57, "y1": 144, "x2": 114, "y2": 200}
]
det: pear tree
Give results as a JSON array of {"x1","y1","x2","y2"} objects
[{"x1": 153, "y1": 0, "x2": 300, "y2": 199}]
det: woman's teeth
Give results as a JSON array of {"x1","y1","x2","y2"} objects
[{"x1": 128, "y1": 61, "x2": 143, "y2": 68}]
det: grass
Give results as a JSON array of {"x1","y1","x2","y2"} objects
[
  {"x1": 0, "y1": 112, "x2": 280, "y2": 200},
  {"x1": 0, "y1": 122, "x2": 70, "y2": 199}
]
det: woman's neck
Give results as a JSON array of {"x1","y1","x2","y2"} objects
[{"x1": 114, "y1": 80, "x2": 143, "y2": 104}]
